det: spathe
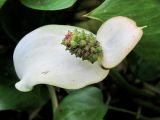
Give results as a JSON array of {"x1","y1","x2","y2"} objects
[
  {"x1": 13, "y1": 16, "x2": 143, "y2": 92},
  {"x1": 97, "y1": 16, "x2": 143, "y2": 68},
  {"x1": 13, "y1": 25, "x2": 109, "y2": 92}
]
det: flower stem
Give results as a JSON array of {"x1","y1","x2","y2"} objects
[
  {"x1": 47, "y1": 85, "x2": 58, "y2": 113},
  {"x1": 29, "y1": 108, "x2": 41, "y2": 120},
  {"x1": 143, "y1": 82, "x2": 160, "y2": 95},
  {"x1": 108, "y1": 106, "x2": 149, "y2": 119},
  {"x1": 110, "y1": 69, "x2": 160, "y2": 100},
  {"x1": 133, "y1": 98, "x2": 160, "y2": 113},
  {"x1": 136, "y1": 106, "x2": 142, "y2": 119}
]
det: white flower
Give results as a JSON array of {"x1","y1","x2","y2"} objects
[{"x1": 13, "y1": 16, "x2": 143, "y2": 92}]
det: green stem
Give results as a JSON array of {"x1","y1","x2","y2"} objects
[
  {"x1": 39, "y1": 11, "x2": 46, "y2": 26},
  {"x1": 143, "y1": 83, "x2": 160, "y2": 95},
  {"x1": 110, "y1": 69, "x2": 160, "y2": 100},
  {"x1": 47, "y1": 85, "x2": 58, "y2": 112},
  {"x1": 136, "y1": 106, "x2": 142, "y2": 119},
  {"x1": 133, "y1": 99, "x2": 160, "y2": 113},
  {"x1": 108, "y1": 106, "x2": 149, "y2": 119},
  {"x1": 29, "y1": 108, "x2": 41, "y2": 120},
  {"x1": 105, "y1": 94, "x2": 111, "y2": 106}
]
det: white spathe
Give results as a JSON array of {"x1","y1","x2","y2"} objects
[
  {"x1": 13, "y1": 25, "x2": 109, "y2": 92},
  {"x1": 13, "y1": 16, "x2": 143, "y2": 92},
  {"x1": 97, "y1": 16, "x2": 143, "y2": 68}
]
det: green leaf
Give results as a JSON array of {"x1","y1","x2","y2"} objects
[
  {"x1": 127, "y1": 52, "x2": 160, "y2": 82},
  {"x1": 137, "y1": 61, "x2": 160, "y2": 82},
  {"x1": 76, "y1": 19, "x2": 102, "y2": 34},
  {"x1": 0, "y1": 55, "x2": 49, "y2": 111},
  {"x1": 87, "y1": 0, "x2": 160, "y2": 64},
  {"x1": 20, "y1": 0, "x2": 77, "y2": 10},
  {"x1": 0, "y1": 0, "x2": 48, "y2": 42},
  {"x1": 55, "y1": 87, "x2": 107, "y2": 120},
  {"x1": 0, "y1": 0, "x2": 6, "y2": 8}
]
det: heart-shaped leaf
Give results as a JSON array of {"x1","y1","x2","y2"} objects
[
  {"x1": 55, "y1": 87, "x2": 107, "y2": 120},
  {"x1": 0, "y1": 55, "x2": 49, "y2": 111}
]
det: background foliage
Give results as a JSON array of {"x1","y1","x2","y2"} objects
[{"x1": 0, "y1": 0, "x2": 160, "y2": 120}]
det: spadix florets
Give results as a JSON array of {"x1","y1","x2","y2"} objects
[{"x1": 61, "y1": 29, "x2": 102, "y2": 63}]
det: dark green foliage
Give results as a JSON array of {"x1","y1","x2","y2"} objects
[
  {"x1": 0, "y1": 55, "x2": 49, "y2": 111},
  {"x1": 55, "y1": 87, "x2": 107, "y2": 120}
]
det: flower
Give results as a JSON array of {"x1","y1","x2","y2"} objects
[
  {"x1": 61, "y1": 29, "x2": 103, "y2": 63},
  {"x1": 13, "y1": 16, "x2": 143, "y2": 92}
]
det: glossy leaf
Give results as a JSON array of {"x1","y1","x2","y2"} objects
[
  {"x1": 55, "y1": 87, "x2": 107, "y2": 120},
  {"x1": 0, "y1": 0, "x2": 6, "y2": 8},
  {"x1": 0, "y1": 0, "x2": 45, "y2": 42},
  {"x1": 87, "y1": 0, "x2": 160, "y2": 64},
  {"x1": 127, "y1": 53, "x2": 160, "y2": 82},
  {"x1": 0, "y1": 55, "x2": 49, "y2": 111},
  {"x1": 76, "y1": 19, "x2": 102, "y2": 34},
  {"x1": 137, "y1": 61, "x2": 160, "y2": 82},
  {"x1": 20, "y1": 0, "x2": 77, "y2": 10}
]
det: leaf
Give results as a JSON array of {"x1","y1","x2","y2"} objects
[
  {"x1": 55, "y1": 87, "x2": 107, "y2": 120},
  {"x1": 87, "y1": 0, "x2": 160, "y2": 64},
  {"x1": 75, "y1": 19, "x2": 102, "y2": 34},
  {"x1": 0, "y1": 0, "x2": 6, "y2": 8},
  {"x1": 20, "y1": 0, "x2": 77, "y2": 10},
  {"x1": 0, "y1": 55, "x2": 49, "y2": 111},
  {"x1": 127, "y1": 52, "x2": 160, "y2": 82},
  {"x1": 0, "y1": 0, "x2": 46, "y2": 42},
  {"x1": 137, "y1": 61, "x2": 160, "y2": 82}
]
